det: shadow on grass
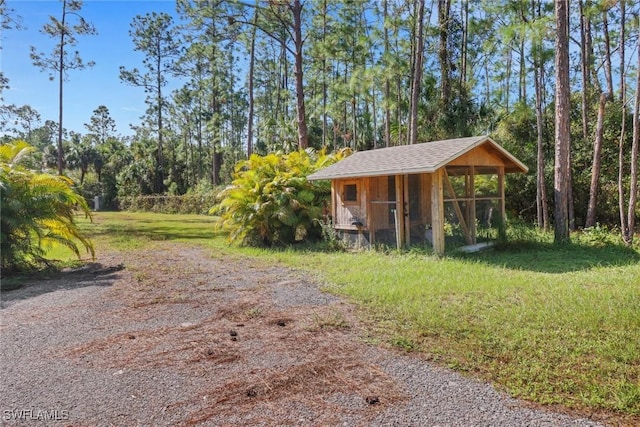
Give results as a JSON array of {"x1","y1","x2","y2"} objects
[
  {"x1": 0, "y1": 263, "x2": 125, "y2": 309},
  {"x1": 273, "y1": 237, "x2": 640, "y2": 274},
  {"x1": 453, "y1": 240, "x2": 640, "y2": 273}
]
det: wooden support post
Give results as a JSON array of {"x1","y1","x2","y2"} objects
[
  {"x1": 465, "y1": 169, "x2": 471, "y2": 229},
  {"x1": 431, "y1": 169, "x2": 445, "y2": 255},
  {"x1": 498, "y1": 166, "x2": 506, "y2": 239},
  {"x1": 470, "y1": 166, "x2": 476, "y2": 244},
  {"x1": 498, "y1": 166, "x2": 506, "y2": 221},
  {"x1": 330, "y1": 182, "x2": 337, "y2": 225},
  {"x1": 395, "y1": 174, "x2": 405, "y2": 249},
  {"x1": 404, "y1": 174, "x2": 411, "y2": 247}
]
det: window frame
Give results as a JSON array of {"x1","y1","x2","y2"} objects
[{"x1": 342, "y1": 181, "x2": 359, "y2": 204}]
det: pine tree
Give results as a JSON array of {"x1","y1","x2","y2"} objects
[{"x1": 30, "y1": 0, "x2": 96, "y2": 175}]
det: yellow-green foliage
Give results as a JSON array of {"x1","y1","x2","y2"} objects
[
  {"x1": 1, "y1": 141, "x2": 95, "y2": 271},
  {"x1": 211, "y1": 148, "x2": 350, "y2": 246}
]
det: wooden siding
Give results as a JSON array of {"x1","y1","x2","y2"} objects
[
  {"x1": 327, "y1": 143, "x2": 517, "y2": 254},
  {"x1": 447, "y1": 145, "x2": 504, "y2": 168},
  {"x1": 431, "y1": 168, "x2": 445, "y2": 254},
  {"x1": 333, "y1": 178, "x2": 367, "y2": 229}
]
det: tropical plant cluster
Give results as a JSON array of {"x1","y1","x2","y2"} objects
[
  {"x1": 0, "y1": 141, "x2": 94, "y2": 271},
  {"x1": 211, "y1": 148, "x2": 350, "y2": 246},
  {"x1": 1, "y1": 0, "x2": 639, "y2": 242}
]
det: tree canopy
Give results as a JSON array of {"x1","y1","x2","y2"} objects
[{"x1": 2, "y1": 0, "x2": 639, "y2": 243}]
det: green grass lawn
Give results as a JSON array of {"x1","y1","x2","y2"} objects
[{"x1": 52, "y1": 211, "x2": 640, "y2": 418}]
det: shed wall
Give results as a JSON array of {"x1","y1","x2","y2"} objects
[
  {"x1": 328, "y1": 143, "x2": 520, "y2": 253},
  {"x1": 333, "y1": 178, "x2": 367, "y2": 230}
]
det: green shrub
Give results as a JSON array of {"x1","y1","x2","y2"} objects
[
  {"x1": 1, "y1": 141, "x2": 94, "y2": 272},
  {"x1": 117, "y1": 179, "x2": 222, "y2": 215},
  {"x1": 211, "y1": 148, "x2": 350, "y2": 246},
  {"x1": 575, "y1": 223, "x2": 622, "y2": 247},
  {"x1": 118, "y1": 193, "x2": 220, "y2": 215}
]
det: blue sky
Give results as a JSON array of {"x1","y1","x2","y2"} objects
[{"x1": 2, "y1": 0, "x2": 182, "y2": 137}]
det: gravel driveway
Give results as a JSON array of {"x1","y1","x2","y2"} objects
[{"x1": 0, "y1": 243, "x2": 606, "y2": 426}]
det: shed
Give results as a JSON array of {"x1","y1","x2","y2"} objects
[{"x1": 307, "y1": 135, "x2": 528, "y2": 254}]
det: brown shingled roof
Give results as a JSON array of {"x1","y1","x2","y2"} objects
[{"x1": 307, "y1": 135, "x2": 528, "y2": 181}]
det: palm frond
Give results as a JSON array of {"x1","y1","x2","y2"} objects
[
  {"x1": 1, "y1": 141, "x2": 95, "y2": 270},
  {"x1": 210, "y1": 148, "x2": 347, "y2": 246}
]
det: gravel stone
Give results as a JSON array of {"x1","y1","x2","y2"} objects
[{"x1": 0, "y1": 244, "x2": 608, "y2": 426}]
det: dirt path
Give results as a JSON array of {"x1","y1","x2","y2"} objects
[{"x1": 0, "y1": 243, "x2": 607, "y2": 426}]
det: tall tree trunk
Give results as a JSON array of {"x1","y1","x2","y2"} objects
[
  {"x1": 617, "y1": 0, "x2": 625, "y2": 104},
  {"x1": 351, "y1": 25, "x2": 357, "y2": 150},
  {"x1": 183, "y1": 129, "x2": 191, "y2": 187},
  {"x1": 618, "y1": 0, "x2": 632, "y2": 244},
  {"x1": 585, "y1": 93, "x2": 608, "y2": 228},
  {"x1": 553, "y1": 0, "x2": 571, "y2": 243},
  {"x1": 383, "y1": 0, "x2": 391, "y2": 148},
  {"x1": 505, "y1": 50, "x2": 512, "y2": 113},
  {"x1": 156, "y1": 56, "x2": 165, "y2": 192},
  {"x1": 619, "y1": 104, "x2": 628, "y2": 241},
  {"x1": 210, "y1": 82, "x2": 219, "y2": 185},
  {"x1": 321, "y1": 0, "x2": 328, "y2": 148},
  {"x1": 343, "y1": 64, "x2": 349, "y2": 148},
  {"x1": 409, "y1": 0, "x2": 425, "y2": 145},
  {"x1": 57, "y1": 0, "x2": 68, "y2": 176},
  {"x1": 246, "y1": 8, "x2": 257, "y2": 157},
  {"x1": 169, "y1": 133, "x2": 177, "y2": 188},
  {"x1": 281, "y1": 38, "x2": 289, "y2": 118},
  {"x1": 351, "y1": 94, "x2": 357, "y2": 150},
  {"x1": 291, "y1": 0, "x2": 308, "y2": 149},
  {"x1": 519, "y1": 36, "x2": 526, "y2": 103},
  {"x1": 602, "y1": 8, "x2": 614, "y2": 100},
  {"x1": 197, "y1": 98, "x2": 203, "y2": 181},
  {"x1": 211, "y1": 20, "x2": 222, "y2": 185},
  {"x1": 459, "y1": 0, "x2": 468, "y2": 92},
  {"x1": 579, "y1": 0, "x2": 590, "y2": 139},
  {"x1": 406, "y1": 0, "x2": 417, "y2": 146},
  {"x1": 533, "y1": 9, "x2": 549, "y2": 230},
  {"x1": 628, "y1": 23, "x2": 640, "y2": 246},
  {"x1": 371, "y1": 82, "x2": 378, "y2": 149},
  {"x1": 484, "y1": 58, "x2": 490, "y2": 106},
  {"x1": 438, "y1": 0, "x2": 451, "y2": 106},
  {"x1": 568, "y1": 151, "x2": 575, "y2": 231},
  {"x1": 585, "y1": 1, "x2": 599, "y2": 92},
  {"x1": 368, "y1": 30, "x2": 378, "y2": 149},
  {"x1": 396, "y1": 69, "x2": 402, "y2": 145},
  {"x1": 395, "y1": 38, "x2": 402, "y2": 145},
  {"x1": 535, "y1": 82, "x2": 548, "y2": 230}
]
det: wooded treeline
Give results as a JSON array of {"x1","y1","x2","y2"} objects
[{"x1": 1, "y1": 0, "x2": 639, "y2": 239}]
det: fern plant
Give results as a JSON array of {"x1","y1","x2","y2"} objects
[
  {"x1": 1, "y1": 141, "x2": 95, "y2": 272},
  {"x1": 211, "y1": 148, "x2": 350, "y2": 246}
]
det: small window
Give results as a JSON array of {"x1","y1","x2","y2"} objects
[{"x1": 344, "y1": 184, "x2": 358, "y2": 202}]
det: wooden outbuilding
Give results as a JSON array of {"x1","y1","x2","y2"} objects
[{"x1": 307, "y1": 136, "x2": 528, "y2": 255}]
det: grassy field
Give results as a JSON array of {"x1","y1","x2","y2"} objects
[{"x1": 49, "y1": 211, "x2": 640, "y2": 419}]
